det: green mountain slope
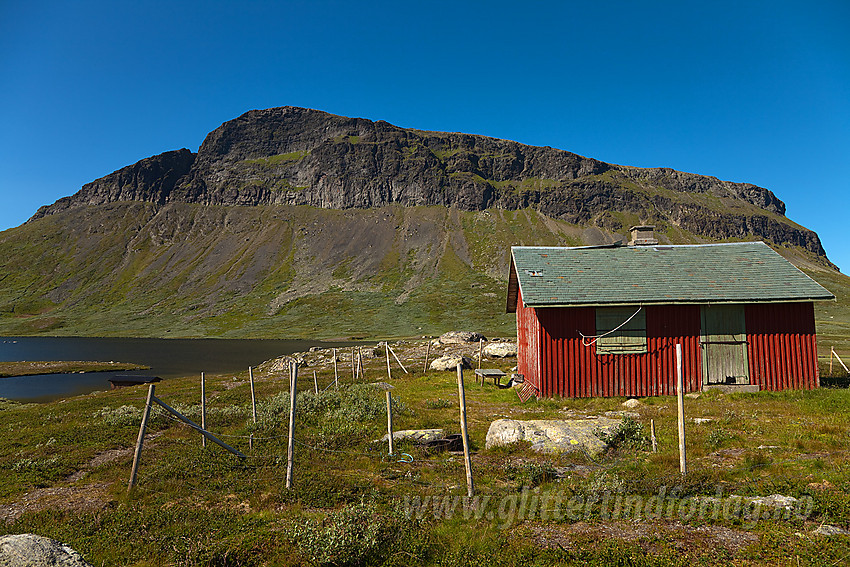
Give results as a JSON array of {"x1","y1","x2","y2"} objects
[
  {"x1": 0, "y1": 200, "x2": 842, "y2": 339},
  {"x1": 1, "y1": 106, "x2": 844, "y2": 339}
]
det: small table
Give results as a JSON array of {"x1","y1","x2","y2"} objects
[{"x1": 474, "y1": 368, "x2": 507, "y2": 386}]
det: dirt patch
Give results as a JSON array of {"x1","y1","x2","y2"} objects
[
  {"x1": 0, "y1": 483, "x2": 112, "y2": 524},
  {"x1": 1, "y1": 433, "x2": 162, "y2": 524}
]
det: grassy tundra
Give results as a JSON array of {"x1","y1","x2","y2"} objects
[{"x1": 1, "y1": 339, "x2": 849, "y2": 566}]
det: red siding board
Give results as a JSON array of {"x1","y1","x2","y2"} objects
[{"x1": 745, "y1": 303, "x2": 818, "y2": 392}]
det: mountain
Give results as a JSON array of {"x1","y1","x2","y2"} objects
[{"x1": 0, "y1": 106, "x2": 839, "y2": 339}]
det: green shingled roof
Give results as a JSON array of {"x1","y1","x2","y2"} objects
[{"x1": 509, "y1": 242, "x2": 834, "y2": 309}]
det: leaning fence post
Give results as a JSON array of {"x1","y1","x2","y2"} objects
[
  {"x1": 457, "y1": 363, "x2": 475, "y2": 497},
  {"x1": 201, "y1": 372, "x2": 207, "y2": 448},
  {"x1": 286, "y1": 361, "x2": 298, "y2": 489},
  {"x1": 313, "y1": 370, "x2": 318, "y2": 394},
  {"x1": 388, "y1": 344, "x2": 408, "y2": 374},
  {"x1": 386, "y1": 341, "x2": 392, "y2": 380},
  {"x1": 833, "y1": 348, "x2": 850, "y2": 375},
  {"x1": 128, "y1": 384, "x2": 156, "y2": 492},
  {"x1": 676, "y1": 344, "x2": 687, "y2": 475}
]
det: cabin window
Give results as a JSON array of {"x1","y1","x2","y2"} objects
[{"x1": 595, "y1": 307, "x2": 647, "y2": 354}]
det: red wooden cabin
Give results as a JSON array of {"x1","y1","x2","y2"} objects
[{"x1": 506, "y1": 233, "x2": 834, "y2": 398}]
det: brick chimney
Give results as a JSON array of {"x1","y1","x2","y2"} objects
[{"x1": 628, "y1": 225, "x2": 658, "y2": 246}]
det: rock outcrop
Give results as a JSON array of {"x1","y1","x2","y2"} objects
[
  {"x1": 485, "y1": 417, "x2": 622, "y2": 455},
  {"x1": 429, "y1": 355, "x2": 473, "y2": 371},
  {"x1": 483, "y1": 342, "x2": 517, "y2": 358},
  {"x1": 27, "y1": 106, "x2": 830, "y2": 260},
  {"x1": 437, "y1": 331, "x2": 486, "y2": 345},
  {"x1": 0, "y1": 534, "x2": 93, "y2": 567}
]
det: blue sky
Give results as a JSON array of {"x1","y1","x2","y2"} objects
[{"x1": 1, "y1": 1, "x2": 848, "y2": 269}]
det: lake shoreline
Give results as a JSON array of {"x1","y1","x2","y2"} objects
[{"x1": 0, "y1": 361, "x2": 149, "y2": 378}]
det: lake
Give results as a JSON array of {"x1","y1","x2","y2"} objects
[{"x1": 0, "y1": 336, "x2": 357, "y2": 402}]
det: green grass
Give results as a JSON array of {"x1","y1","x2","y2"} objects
[{"x1": 2, "y1": 347, "x2": 850, "y2": 565}]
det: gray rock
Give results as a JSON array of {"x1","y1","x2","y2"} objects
[
  {"x1": 483, "y1": 342, "x2": 517, "y2": 358},
  {"x1": 813, "y1": 524, "x2": 850, "y2": 536},
  {"x1": 749, "y1": 494, "x2": 798, "y2": 510},
  {"x1": 622, "y1": 398, "x2": 641, "y2": 409},
  {"x1": 429, "y1": 355, "x2": 473, "y2": 371},
  {"x1": 604, "y1": 410, "x2": 640, "y2": 419},
  {"x1": 485, "y1": 417, "x2": 622, "y2": 456},
  {"x1": 438, "y1": 331, "x2": 486, "y2": 344},
  {"x1": 0, "y1": 534, "x2": 93, "y2": 567}
]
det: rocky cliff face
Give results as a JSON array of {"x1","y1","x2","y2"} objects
[
  {"x1": 30, "y1": 149, "x2": 195, "y2": 219},
  {"x1": 29, "y1": 106, "x2": 827, "y2": 259}
]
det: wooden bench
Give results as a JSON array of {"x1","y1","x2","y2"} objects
[{"x1": 474, "y1": 368, "x2": 507, "y2": 386}]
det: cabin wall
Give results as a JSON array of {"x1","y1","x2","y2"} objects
[
  {"x1": 532, "y1": 305, "x2": 703, "y2": 397},
  {"x1": 515, "y1": 288, "x2": 541, "y2": 391},
  {"x1": 517, "y1": 302, "x2": 820, "y2": 398},
  {"x1": 745, "y1": 302, "x2": 819, "y2": 390}
]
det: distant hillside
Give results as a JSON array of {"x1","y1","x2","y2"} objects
[{"x1": 0, "y1": 106, "x2": 840, "y2": 339}]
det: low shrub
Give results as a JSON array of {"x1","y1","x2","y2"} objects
[{"x1": 597, "y1": 416, "x2": 649, "y2": 450}]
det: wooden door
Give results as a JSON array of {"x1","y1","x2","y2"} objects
[{"x1": 701, "y1": 305, "x2": 749, "y2": 385}]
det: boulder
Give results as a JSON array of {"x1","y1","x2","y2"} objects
[
  {"x1": 483, "y1": 342, "x2": 517, "y2": 358},
  {"x1": 485, "y1": 417, "x2": 622, "y2": 456},
  {"x1": 438, "y1": 331, "x2": 486, "y2": 344},
  {"x1": 814, "y1": 524, "x2": 850, "y2": 536},
  {"x1": 429, "y1": 355, "x2": 473, "y2": 371},
  {"x1": 0, "y1": 534, "x2": 93, "y2": 567},
  {"x1": 622, "y1": 398, "x2": 641, "y2": 409}
]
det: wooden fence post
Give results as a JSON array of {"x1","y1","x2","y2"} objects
[
  {"x1": 830, "y1": 347, "x2": 834, "y2": 375},
  {"x1": 386, "y1": 390, "x2": 394, "y2": 455},
  {"x1": 201, "y1": 372, "x2": 206, "y2": 448},
  {"x1": 313, "y1": 370, "x2": 318, "y2": 394},
  {"x1": 423, "y1": 340, "x2": 431, "y2": 374},
  {"x1": 676, "y1": 344, "x2": 687, "y2": 475},
  {"x1": 478, "y1": 339, "x2": 483, "y2": 371},
  {"x1": 650, "y1": 419, "x2": 658, "y2": 453},
  {"x1": 150, "y1": 395, "x2": 245, "y2": 457},
  {"x1": 833, "y1": 347, "x2": 850, "y2": 375},
  {"x1": 457, "y1": 363, "x2": 475, "y2": 497},
  {"x1": 386, "y1": 341, "x2": 392, "y2": 380},
  {"x1": 128, "y1": 384, "x2": 156, "y2": 492},
  {"x1": 388, "y1": 344, "x2": 408, "y2": 374},
  {"x1": 333, "y1": 348, "x2": 339, "y2": 390},
  {"x1": 286, "y1": 361, "x2": 298, "y2": 489},
  {"x1": 351, "y1": 346, "x2": 356, "y2": 381},
  {"x1": 249, "y1": 366, "x2": 257, "y2": 424}
]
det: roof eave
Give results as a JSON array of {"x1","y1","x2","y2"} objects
[{"x1": 522, "y1": 296, "x2": 835, "y2": 309}]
